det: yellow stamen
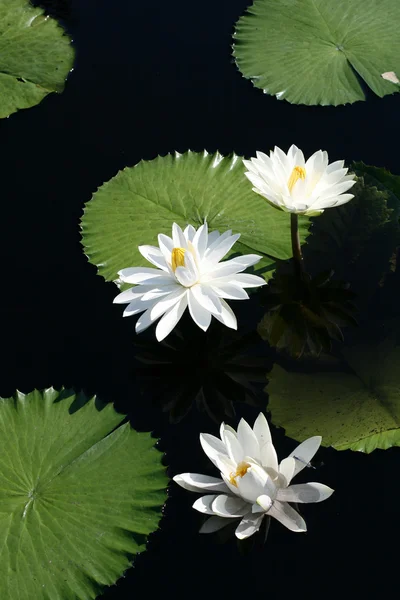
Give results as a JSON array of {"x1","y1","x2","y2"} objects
[
  {"x1": 171, "y1": 247, "x2": 186, "y2": 272},
  {"x1": 229, "y1": 461, "x2": 251, "y2": 487},
  {"x1": 287, "y1": 166, "x2": 306, "y2": 192}
]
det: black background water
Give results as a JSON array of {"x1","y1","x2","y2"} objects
[{"x1": 0, "y1": 0, "x2": 399, "y2": 597}]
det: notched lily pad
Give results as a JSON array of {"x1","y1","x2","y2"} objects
[
  {"x1": 0, "y1": 387, "x2": 167, "y2": 599},
  {"x1": 0, "y1": 0, "x2": 74, "y2": 117},
  {"x1": 81, "y1": 151, "x2": 311, "y2": 285},
  {"x1": 233, "y1": 0, "x2": 400, "y2": 106}
]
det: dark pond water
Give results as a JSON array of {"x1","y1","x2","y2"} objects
[{"x1": 1, "y1": 0, "x2": 399, "y2": 597}]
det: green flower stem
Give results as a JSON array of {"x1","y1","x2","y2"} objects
[{"x1": 290, "y1": 213, "x2": 305, "y2": 275}]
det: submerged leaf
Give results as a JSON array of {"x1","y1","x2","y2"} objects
[{"x1": 267, "y1": 319, "x2": 400, "y2": 453}]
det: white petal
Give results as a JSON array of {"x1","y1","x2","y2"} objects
[
  {"x1": 192, "y1": 222, "x2": 208, "y2": 259},
  {"x1": 193, "y1": 495, "x2": 219, "y2": 515},
  {"x1": 260, "y1": 441, "x2": 278, "y2": 474},
  {"x1": 307, "y1": 193, "x2": 354, "y2": 212},
  {"x1": 237, "y1": 419, "x2": 260, "y2": 461},
  {"x1": 235, "y1": 512, "x2": 264, "y2": 539},
  {"x1": 122, "y1": 296, "x2": 157, "y2": 317},
  {"x1": 200, "y1": 433, "x2": 229, "y2": 467},
  {"x1": 158, "y1": 233, "x2": 174, "y2": 261},
  {"x1": 206, "y1": 230, "x2": 220, "y2": 245},
  {"x1": 268, "y1": 500, "x2": 307, "y2": 532},
  {"x1": 210, "y1": 282, "x2": 249, "y2": 300},
  {"x1": 277, "y1": 483, "x2": 334, "y2": 504},
  {"x1": 211, "y1": 495, "x2": 249, "y2": 518},
  {"x1": 113, "y1": 287, "x2": 146, "y2": 305},
  {"x1": 211, "y1": 298, "x2": 237, "y2": 330},
  {"x1": 289, "y1": 436, "x2": 322, "y2": 478},
  {"x1": 191, "y1": 283, "x2": 222, "y2": 314},
  {"x1": 184, "y1": 224, "x2": 196, "y2": 241},
  {"x1": 173, "y1": 473, "x2": 229, "y2": 493},
  {"x1": 199, "y1": 516, "x2": 233, "y2": 534},
  {"x1": 155, "y1": 294, "x2": 188, "y2": 341},
  {"x1": 172, "y1": 223, "x2": 187, "y2": 248},
  {"x1": 236, "y1": 465, "x2": 270, "y2": 504},
  {"x1": 253, "y1": 412, "x2": 272, "y2": 447},
  {"x1": 188, "y1": 288, "x2": 212, "y2": 331},
  {"x1": 223, "y1": 430, "x2": 244, "y2": 463},
  {"x1": 220, "y1": 422, "x2": 237, "y2": 444},
  {"x1": 203, "y1": 234, "x2": 241, "y2": 267},
  {"x1": 138, "y1": 245, "x2": 169, "y2": 271},
  {"x1": 141, "y1": 284, "x2": 180, "y2": 301},
  {"x1": 207, "y1": 256, "x2": 260, "y2": 279},
  {"x1": 224, "y1": 273, "x2": 266, "y2": 288},
  {"x1": 135, "y1": 307, "x2": 158, "y2": 333},
  {"x1": 174, "y1": 253, "x2": 199, "y2": 287},
  {"x1": 205, "y1": 229, "x2": 232, "y2": 256},
  {"x1": 118, "y1": 267, "x2": 174, "y2": 285},
  {"x1": 278, "y1": 457, "x2": 296, "y2": 487},
  {"x1": 149, "y1": 288, "x2": 187, "y2": 320}
]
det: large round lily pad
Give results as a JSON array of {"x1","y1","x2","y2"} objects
[
  {"x1": 81, "y1": 151, "x2": 310, "y2": 284},
  {"x1": 0, "y1": 0, "x2": 74, "y2": 117},
  {"x1": 0, "y1": 387, "x2": 167, "y2": 599},
  {"x1": 233, "y1": 0, "x2": 400, "y2": 106}
]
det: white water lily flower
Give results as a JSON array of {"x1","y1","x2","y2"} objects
[
  {"x1": 243, "y1": 145, "x2": 356, "y2": 216},
  {"x1": 114, "y1": 222, "x2": 266, "y2": 342},
  {"x1": 173, "y1": 413, "x2": 333, "y2": 539}
]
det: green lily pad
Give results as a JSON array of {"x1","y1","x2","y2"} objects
[
  {"x1": 267, "y1": 319, "x2": 400, "y2": 452},
  {"x1": 0, "y1": 387, "x2": 167, "y2": 599},
  {"x1": 81, "y1": 151, "x2": 311, "y2": 284},
  {"x1": 233, "y1": 0, "x2": 400, "y2": 106},
  {"x1": 0, "y1": 0, "x2": 74, "y2": 117}
]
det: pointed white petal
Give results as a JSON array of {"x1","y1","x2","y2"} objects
[
  {"x1": 138, "y1": 245, "x2": 169, "y2": 271},
  {"x1": 211, "y1": 299, "x2": 237, "y2": 330},
  {"x1": 268, "y1": 500, "x2": 307, "y2": 532},
  {"x1": 220, "y1": 422, "x2": 237, "y2": 444},
  {"x1": 155, "y1": 294, "x2": 188, "y2": 341},
  {"x1": 158, "y1": 233, "x2": 174, "y2": 261},
  {"x1": 172, "y1": 223, "x2": 187, "y2": 248},
  {"x1": 150, "y1": 288, "x2": 187, "y2": 320},
  {"x1": 237, "y1": 419, "x2": 260, "y2": 461},
  {"x1": 277, "y1": 482, "x2": 334, "y2": 503},
  {"x1": 203, "y1": 234, "x2": 241, "y2": 267},
  {"x1": 236, "y1": 464, "x2": 270, "y2": 504},
  {"x1": 223, "y1": 430, "x2": 244, "y2": 463},
  {"x1": 193, "y1": 495, "x2": 219, "y2": 515},
  {"x1": 224, "y1": 273, "x2": 266, "y2": 288},
  {"x1": 192, "y1": 222, "x2": 208, "y2": 259},
  {"x1": 122, "y1": 296, "x2": 158, "y2": 317},
  {"x1": 113, "y1": 287, "x2": 145, "y2": 304},
  {"x1": 188, "y1": 288, "x2": 212, "y2": 331},
  {"x1": 118, "y1": 267, "x2": 174, "y2": 285},
  {"x1": 200, "y1": 433, "x2": 229, "y2": 467},
  {"x1": 235, "y1": 512, "x2": 264, "y2": 539},
  {"x1": 260, "y1": 441, "x2": 278, "y2": 473},
  {"x1": 289, "y1": 436, "x2": 322, "y2": 478},
  {"x1": 191, "y1": 284, "x2": 222, "y2": 314},
  {"x1": 173, "y1": 473, "x2": 229, "y2": 493},
  {"x1": 211, "y1": 495, "x2": 249, "y2": 518},
  {"x1": 253, "y1": 412, "x2": 272, "y2": 446},
  {"x1": 278, "y1": 457, "x2": 296, "y2": 487},
  {"x1": 210, "y1": 282, "x2": 249, "y2": 300},
  {"x1": 199, "y1": 516, "x2": 234, "y2": 534},
  {"x1": 184, "y1": 224, "x2": 196, "y2": 242},
  {"x1": 135, "y1": 307, "x2": 158, "y2": 333},
  {"x1": 206, "y1": 230, "x2": 220, "y2": 246}
]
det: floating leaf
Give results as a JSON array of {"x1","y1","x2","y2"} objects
[
  {"x1": 81, "y1": 151, "x2": 310, "y2": 284},
  {"x1": 0, "y1": 0, "x2": 74, "y2": 117},
  {"x1": 233, "y1": 0, "x2": 400, "y2": 106},
  {"x1": 0, "y1": 387, "x2": 167, "y2": 599},
  {"x1": 267, "y1": 319, "x2": 400, "y2": 452}
]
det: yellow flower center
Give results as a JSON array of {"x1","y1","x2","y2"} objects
[
  {"x1": 287, "y1": 166, "x2": 306, "y2": 192},
  {"x1": 171, "y1": 247, "x2": 186, "y2": 272},
  {"x1": 229, "y1": 461, "x2": 251, "y2": 487}
]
